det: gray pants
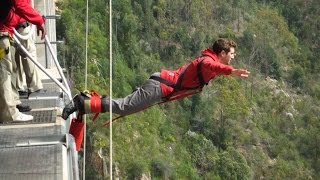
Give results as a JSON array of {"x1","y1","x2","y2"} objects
[{"x1": 104, "y1": 73, "x2": 162, "y2": 116}]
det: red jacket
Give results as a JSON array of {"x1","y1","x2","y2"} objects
[
  {"x1": 0, "y1": 0, "x2": 44, "y2": 35},
  {"x1": 160, "y1": 48, "x2": 234, "y2": 98}
]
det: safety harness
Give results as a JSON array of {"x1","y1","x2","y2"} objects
[{"x1": 150, "y1": 55, "x2": 209, "y2": 101}]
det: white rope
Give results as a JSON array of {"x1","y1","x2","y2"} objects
[
  {"x1": 109, "y1": 0, "x2": 113, "y2": 179},
  {"x1": 82, "y1": 1, "x2": 113, "y2": 179},
  {"x1": 83, "y1": 0, "x2": 89, "y2": 179}
]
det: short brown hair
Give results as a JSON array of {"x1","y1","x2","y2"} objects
[{"x1": 211, "y1": 38, "x2": 237, "y2": 54}]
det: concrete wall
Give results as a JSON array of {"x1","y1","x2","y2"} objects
[{"x1": 33, "y1": 0, "x2": 57, "y2": 68}]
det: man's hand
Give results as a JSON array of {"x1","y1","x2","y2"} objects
[
  {"x1": 231, "y1": 68, "x2": 250, "y2": 78},
  {"x1": 37, "y1": 24, "x2": 46, "y2": 40}
]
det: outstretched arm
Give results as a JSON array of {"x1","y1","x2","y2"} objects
[{"x1": 231, "y1": 68, "x2": 250, "y2": 77}]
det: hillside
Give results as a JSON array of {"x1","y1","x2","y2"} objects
[{"x1": 56, "y1": 0, "x2": 320, "y2": 179}]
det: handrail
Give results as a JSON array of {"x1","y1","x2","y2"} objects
[
  {"x1": 13, "y1": 35, "x2": 72, "y2": 100},
  {"x1": 14, "y1": 24, "x2": 72, "y2": 100},
  {"x1": 13, "y1": 28, "x2": 77, "y2": 127},
  {"x1": 44, "y1": 35, "x2": 72, "y2": 97}
]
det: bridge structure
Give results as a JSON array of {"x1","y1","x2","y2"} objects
[{"x1": 0, "y1": 0, "x2": 79, "y2": 179}]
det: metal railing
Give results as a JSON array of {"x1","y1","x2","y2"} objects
[
  {"x1": 13, "y1": 26, "x2": 72, "y2": 100},
  {"x1": 13, "y1": 23, "x2": 78, "y2": 180}
]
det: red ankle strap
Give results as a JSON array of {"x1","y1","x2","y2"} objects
[
  {"x1": 89, "y1": 91, "x2": 101, "y2": 113},
  {"x1": 88, "y1": 90, "x2": 101, "y2": 124}
]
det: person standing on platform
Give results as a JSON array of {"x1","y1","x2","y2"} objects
[
  {"x1": 14, "y1": 18, "x2": 44, "y2": 99},
  {"x1": 0, "y1": 0, "x2": 46, "y2": 122}
]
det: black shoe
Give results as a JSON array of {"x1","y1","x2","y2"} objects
[
  {"x1": 62, "y1": 94, "x2": 86, "y2": 120},
  {"x1": 19, "y1": 91, "x2": 29, "y2": 99},
  {"x1": 16, "y1": 104, "x2": 32, "y2": 112},
  {"x1": 19, "y1": 91, "x2": 28, "y2": 96},
  {"x1": 62, "y1": 100, "x2": 77, "y2": 120}
]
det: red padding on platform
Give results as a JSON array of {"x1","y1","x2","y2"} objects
[{"x1": 69, "y1": 118, "x2": 85, "y2": 151}]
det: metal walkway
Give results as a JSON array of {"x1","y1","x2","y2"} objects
[{"x1": 0, "y1": 1, "x2": 78, "y2": 179}]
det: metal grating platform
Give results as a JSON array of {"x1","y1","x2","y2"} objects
[
  {"x1": 41, "y1": 78, "x2": 62, "y2": 84},
  {"x1": 20, "y1": 99, "x2": 60, "y2": 109},
  {"x1": 0, "y1": 144, "x2": 64, "y2": 180},
  {"x1": 0, "y1": 109, "x2": 58, "y2": 125},
  {"x1": 0, "y1": 125, "x2": 62, "y2": 141},
  {"x1": 43, "y1": 82, "x2": 63, "y2": 93},
  {"x1": 28, "y1": 109, "x2": 57, "y2": 124},
  {"x1": 28, "y1": 91, "x2": 62, "y2": 99}
]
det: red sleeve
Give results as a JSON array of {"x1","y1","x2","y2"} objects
[
  {"x1": 202, "y1": 58, "x2": 233, "y2": 76},
  {"x1": 12, "y1": 0, "x2": 45, "y2": 26}
]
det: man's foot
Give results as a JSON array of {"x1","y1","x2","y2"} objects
[
  {"x1": 13, "y1": 112, "x2": 34, "y2": 122},
  {"x1": 16, "y1": 104, "x2": 32, "y2": 112},
  {"x1": 62, "y1": 100, "x2": 77, "y2": 120},
  {"x1": 62, "y1": 94, "x2": 86, "y2": 120}
]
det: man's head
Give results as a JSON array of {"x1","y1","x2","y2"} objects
[{"x1": 212, "y1": 38, "x2": 237, "y2": 65}]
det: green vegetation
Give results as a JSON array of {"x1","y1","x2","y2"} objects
[{"x1": 56, "y1": 0, "x2": 319, "y2": 179}]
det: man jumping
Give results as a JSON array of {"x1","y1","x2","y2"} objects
[{"x1": 62, "y1": 38, "x2": 250, "y2": 120}]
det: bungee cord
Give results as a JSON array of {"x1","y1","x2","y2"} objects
[
  {"x1": 108, "y1": 0, "x2": 113, "y2": 179},
  {"x1": 83, "y1": 1, "x2": 113, "y2": 179},
  {"x1": 83, "y1": 0, "x2": 89, "y2": 179}
]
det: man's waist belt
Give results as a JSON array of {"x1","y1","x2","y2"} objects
[
  {"x1": 149, "y1": 75, "x2": 202, "y2": 90},
  {"x1": 16, "y1": 22, "x2": 30, "y2": 29},
  {"x1": 150, "y1": 75, "x2": 175, "y2": 88},
  {"x1": 0, "y1": 32, "x2": 10, "y2": 38}
]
